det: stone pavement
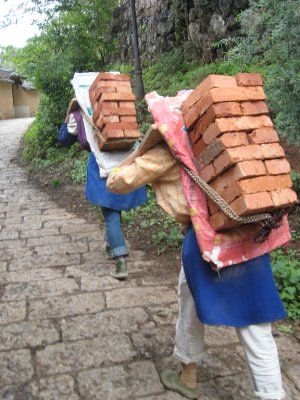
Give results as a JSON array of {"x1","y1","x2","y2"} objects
[{"x1": 0, "y1": 118, "x2": 299, "y2": 400}]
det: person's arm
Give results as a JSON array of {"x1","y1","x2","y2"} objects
[{"x1": 107, "y1": 145, "x2": 176, "y2": 194}]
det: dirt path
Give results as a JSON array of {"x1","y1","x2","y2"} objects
[{"x1": 0, "y1": 118, "x2": 299, "y2": 399}]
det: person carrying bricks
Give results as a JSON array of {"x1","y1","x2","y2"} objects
[
  {"x1": 58, "y1": 98, "x2": 148, "y2": 279},
  {"x1": 106, "y1": 116, "x2": 290, "y2": 399}
]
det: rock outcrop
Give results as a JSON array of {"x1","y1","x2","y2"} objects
[{"x1": 110, "y1": 0, "x2": 249, "y2": 63}]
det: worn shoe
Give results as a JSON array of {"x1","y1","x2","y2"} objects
[
  {"x1": 160, "y1": 370, "x2": 198, "y2": 399},
  {"x1": 102, "y1": 243, "x2": 113, "y2": 260},
  {"x1": 111, "y1": 258, "x2": 128, "y2": 280}
]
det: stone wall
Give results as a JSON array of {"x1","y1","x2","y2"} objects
[{"x1": 110, "y1": 0, "x2": 249, "y2": 64}]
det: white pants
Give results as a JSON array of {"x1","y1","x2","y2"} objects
[{"x1": 173, "y1": 268, "x2": 286, "y2": 400}]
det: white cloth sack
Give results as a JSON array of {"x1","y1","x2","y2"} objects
[{"x1": 71, "y1": 72, "x2": 137, "y2": 178}]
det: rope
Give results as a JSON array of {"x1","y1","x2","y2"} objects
[{"x1": 181, "y1": 164, "x2": 273, "y2": 225}]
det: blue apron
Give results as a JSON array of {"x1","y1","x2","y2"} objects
[
  {"x1": 86, "y1": 152, "x2": 147, "y2": 210},
  {"x1": 182, "y1": 226, "x2": 286, "y2": 327}
]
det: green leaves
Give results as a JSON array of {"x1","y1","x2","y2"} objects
[
  {"x1": 228, "y1": 0, "x2": 300, "y2": 145},
  {"x1": 271, "y1": 245, "x2": 300, "y2": 320}
]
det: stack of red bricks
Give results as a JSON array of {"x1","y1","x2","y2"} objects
[
  {"x1": 89, "y1": 72, "x2": 140, "y2": 151},
  {"x1": 182, "y1": 73, "x2": 297, "y2": 231}
]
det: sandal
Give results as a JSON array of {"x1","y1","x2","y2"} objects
[{"x1": 160, "y1": 369, "x2": 198, "y2": 399}]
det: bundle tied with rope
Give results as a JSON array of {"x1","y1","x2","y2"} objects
[{"x1": 180, "y1": 73, "x2": 298, "y2": 240}]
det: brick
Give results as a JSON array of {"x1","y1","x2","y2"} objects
[
  {"x1": 249, "y1": 127, "x2": 279, "y2": 144},
  {"x1": 230, "y1": 192, "x2": 273, "y2": 216},
  {"x1": 201, "y1": 115, "x2": 273, "y2": 146},
  {"x1": 241, "y1": 101, "x2": 269, "y2": 116},
  {"x1": 97, "y1": 80, "x2": 131, "y2": 89},
  {"x1": 102, "y1": 122, "x2": 138, "y2": 131},
  {"x1": 213, "y1": 145, "x2": 262, "y2": 175},
  {"x1": 210, "y1": 86, "x2": 266, "y2": 103},
  {"x1": 196, "y1": 132, "x2": 249, "y2": 165},
  {"x1": 261, "y1": 143, "x2": 285, "y2": 159},
  {"x1": 124, "y1": 130, "x2": 141, "y2": 138},
  {"x1": 222, "y1": 174, "x2": 293, "y2": 203},
  {"x1": 199, "y1": 163, "x2": 216, "y2": 182},
  {"x1": 270, "y1": 189, "x2": 297, "y2": 208},
  {"x1": 96, "y1": 115, "x2": 120, "y2": 130},
  {"x1": 184, "y1": 87, "x2": 266, "y2": 131},
  {"x1": 100, "y1": 92, "x2": 135, "y2": 102},
  {"x1": 101, "y1": 105, "x2": 136, "y2": 116},
  {"x1": 207, "y1": 199, "x2": 219, "y2": 216},
  {"x1": 121, "y1": 101, "x2": 136, "y2": 109},
  {"x1": 102, "y1": 126, "x2": 124, "y2": 139},
  {"x1": 101, "y1": 101, "x2": 118, "y2": 109},
  {"x1": 98, "y1": 72, "x2": 131, "y2": 81},
  {"x1": 236, "y1": 73, "x2": 263, "y2": 87},
  {"x1": 192, "y1": 138, "x2": 206, "y2": 158},
  {"x1": 190, "y1": 102, "x2": 242, "y2": 142},
  {"x1": 264, "y1": 159, "x2": 291, "y2": 175},
  {"x1": 120, "y1": 116, "x2": 137, "y2": 122},
  {"x1": 182, "y1": 74, "x2": 238, "y2": 113},
  {"x1": 116, "y1": 85, "x2": 132, "y2": 93},
  {"x1": 209, "y1": 211, "x2": 239, "y2": 231},
  {"x1": 211, "y1": 160, "x2": 266, "y2": 194}
]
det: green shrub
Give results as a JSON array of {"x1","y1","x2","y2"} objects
[
  {"x1": 271, "y1": 246, "x2": 300, "y2": 320},
  {"x1": 291, "y1": 171, "x2": 300, "y2": 197},
  {"x1": 228, "y1": 0, "x2": 300, "y2": 145}
]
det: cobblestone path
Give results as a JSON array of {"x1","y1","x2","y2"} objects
[{"x1": 0, "y1": 118, "x2": 299, "y2": 399}]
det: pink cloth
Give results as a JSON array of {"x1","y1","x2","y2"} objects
[{"x1": 146, "y1": 91, "x2": 290, "y2": 270}]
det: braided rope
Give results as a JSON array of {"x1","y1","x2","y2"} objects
[{"x1": 182, "y1": 165, "x2": 273, "y2": 225}]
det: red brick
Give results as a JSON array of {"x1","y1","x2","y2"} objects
[
  {"x1": 182, "y1": 75, "x2": 237, "y2": 113},
  {"x1": 102, "y1": 122, "x2": 138, "y2": 131},
  {"x1": 190, "y1": 102, "x2": 242, "y2": 143},
  {"x1": 98, "y1": 137, "x2": 135, "y2": 151},
  {"x1": 201, "y1": 116, "x2": 273, "y2": 146},
  {"x1": 209, "y1": 211, "x2": 239, "y2": 231},
  {"x1": 124, "y1": 130, "x2": 141, "y2": 139},
  {"x1": 196, "y1": 132, "x2": 249, "y2": 165},
  {"x1": 222, "y1": 174, "x2": 293, "y2": 204},
  {"x1": 183, "y1": 86, "x2": 266, "y2": 131},
  {"x1": 101, "y1": 105, "x2": 136, "y2": 116},
  {"x1": 264, "y1": 159, "x2": 291, "y2": 175},
  {"x1": 192, "y1": 138, "x2": 206, "y2": 158},
  {"x1": 213, "y1": 145, "x2": 262, "y2": 175},
  {"x1": 121, "y1": 101, "x2": 136, "y2": 109},
  {"x1": 207, "y1": 199, "x2": 219, "y2": 216},
  {"x1": 230, "y1": 192, "x2": 273, "y2": 217},
  {"x1": 261, "y1": 143, "x2": 285, "y2": 159},
  {"x1": 199, "y1": 163, "x2": 216, "y2": 183},
  {"x1": 248, "y1": 127, "x2": 279, "y2": 144},
  {"x1": 241, "y1": 101, "x2": 269, "y2": 116},
  {"x1": 101, "y1": 101, "x2": 119, "y2": 109},
  {"x1": 236, "y1": 73, "x2": 263, "y2": 87},
  {"x1": 100, "y1": 92, "x2": 135, "y2": 102},
  {"x1": 116, "y1": 85, "x2": 132, "y2": 93},
  {"x1": 102, "y1": 126, "x2": 124, "y2": 140},
  {"x1": 120, "y1": 116, "x2": 137, "y2": 122},
  {"x1": 210, "y1": 160, "x2": 266, "y2": 194},
  {"x1": 98, "y1": 80, "x2": 131, "y2": 89},
  {"x1": 210, "y1": 86, "x2": 266, "y2": 103},
  {"x1": 98, "y1": 72, "x2": 131, "y2": 81},
  {"x1": 96, "y1": 115, "x2": 120, "y2": 130},
  {"x1": 270, "y1": 189, "x2": 297, "y2": 208}
]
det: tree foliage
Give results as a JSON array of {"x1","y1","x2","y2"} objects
[
  {"x1": 13, "y1": 0, "x2": 117, "y2": 156},
  {"x1": 229, "y1": 0, "x2": 300, "y2": 145}
]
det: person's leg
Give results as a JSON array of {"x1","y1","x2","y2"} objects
[
  {"x1": 101, "y1": 207, "x2": 129, "y2": 279},
  {"x1": 236, "y1": 323, "x2": 285, "y2": 400},
  {"x1": 161, "y1": 267, "x2": 204, "y2": 399},
  {"x1": 101, "y1": 207, "x2": 128, "y2": 258},
  {"x1": 174, "y1": 267, "x2": 205, "y2": 368}
]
